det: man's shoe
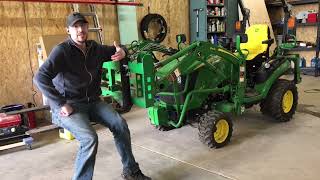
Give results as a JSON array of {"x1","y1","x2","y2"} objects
[{"x1": 122, "y1": 170, "x2": 151, "y2": 180}]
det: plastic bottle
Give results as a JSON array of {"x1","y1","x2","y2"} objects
[
  {"x1": 315, "y1": 57, "x2": 320, "y2": 69},
  {"x1": 221, "y1": 21, "x2": 225, "y2": 32},
  {"x1": 216, "y1": 20, "x2": 220, "y2": 32},
  {"x1": 214, "y1": 34, "x2": 219, "y2": 45},
  {"x1": 311, "y1": 57, "x2": 316, "y2": 67},
  {"x1": 212, "y1": 20, "x2": 216, "y2": 32},
  {"x1": 221, "y1": 7, "x2": 225, "y2": 16},
  {"x1": 215, "y1": 7, "x2": 220, "y2": 16},
  {"x1": 299, "y1": 57, "x2": 306, "y2": 68}
]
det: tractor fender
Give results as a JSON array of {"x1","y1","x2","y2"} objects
[{"x1": 255, "y1": 60, "x2": 291, "y2": 100}]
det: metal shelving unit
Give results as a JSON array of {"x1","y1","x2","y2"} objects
[
  {"x1": 315, "y1": 0, "x2": 320, "y2": 76},
  {"x1": 297, "y1": 22, "x2": 318, "y2": 26},
  {"x1": 272, "y1": 21, "x2": 318, "y2": 27},
  {"x1": 207, "y1": 4, "x2": 224, "y2": 7},
  {"x1": 292, "y1": 47, "x2": 317, "y2": 51},
  {"x1": 206, "y1": 1, "x2": 227, "y2": 41},
  {"x1": 268, "y1": 0, "x2": 320, "y2": 76},
  {"x1": 0, "y1": 0, "x2": 143, "y2": 6},
  {"x1": 190, "y1": 0, "x2": 227, "y2": 42},
  {"x1": 267, "y1": 0, "x2": 318, "y2": 7}
]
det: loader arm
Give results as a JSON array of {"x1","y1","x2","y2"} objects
[{"x1": 154, "y1": 41, "x2": 242, "y2": 83}]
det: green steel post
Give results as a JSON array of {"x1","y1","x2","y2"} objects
[
  {"x1": 168, "y1": 86, "x2": 230, "y2": 128},
  {"x1": 157, "y1": 75, "x2": 190, "y2": 97},
  {"x1": 172, "y1": 80, "x2": 181, "y2": 117},
  {"x1": 157, "y1": 42, "x2": 200, "y2": 67},
  {"x1": 292, "y1": 54, "x2": 301, "y2": 83}
]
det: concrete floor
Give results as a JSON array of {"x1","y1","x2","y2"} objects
[{"x1": 1, "y1": 75, "x2": 320, "y2": 180}]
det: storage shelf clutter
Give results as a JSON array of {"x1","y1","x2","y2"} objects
[
  {"x1": 207, "y1": 0, "x2": 226, "y2": 41},
  {"x1": 267, "y1": 0, "x2": 320, "y2": 72},
  {"x1": 267, "y1": 0, "x2": 319, "y2": 7}
]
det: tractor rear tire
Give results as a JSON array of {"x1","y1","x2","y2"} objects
[
  {"x1": 198, "y1": 111, "x2": 233, "y2": 148},
  {"x1": 260, "y1": 79, "x2": 298, "y2": 122}
]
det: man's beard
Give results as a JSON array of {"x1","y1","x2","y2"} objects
[
  {"x1": 77, "y1": 33, "x2": 87, "y2": 43},
  {"x1": 78, "y1": 39, "x2": 86, "y2": 43}
]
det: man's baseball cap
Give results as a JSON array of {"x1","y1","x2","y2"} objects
[{"x1": 66, "y1": 12, "x2": 88, "y2": 27}]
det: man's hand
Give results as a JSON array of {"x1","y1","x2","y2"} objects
[
  {"x1": 111, "y1": 41, "x2": 126, "y2": 61},
  {"x1": 60, "y1": 104, "x2": 74, "y2": 117}
]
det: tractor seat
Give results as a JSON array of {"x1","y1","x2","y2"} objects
[
  {"x1": 240, "y1": 24, "x2": 271, "y2": 61},
  {"x1": 240, "y1": 24, "x2": 275, "y2": 86}
]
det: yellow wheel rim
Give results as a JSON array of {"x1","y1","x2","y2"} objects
[
  {"x1": 214, "y1": 119, "x2": 229, "y2": 143},
  {"x1": 282, "y1": 90, "x2": 294, "y2": 113}
]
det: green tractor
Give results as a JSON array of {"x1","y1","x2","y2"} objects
[{"x1": 101, "y1": 18, "x2": 301, "y2": 148}]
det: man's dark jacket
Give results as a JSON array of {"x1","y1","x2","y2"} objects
[{"x1": 34, "y1": 37, "x2": 116, "y2": 109}]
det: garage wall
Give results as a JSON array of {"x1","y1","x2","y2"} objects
[
  {"x1": 243, "y1": 0, "x2": 277, "y2": 52},
  {"x1": 136, "y1": 0, "x2": 189, "y2": 46},
  {"x1": 266, "y1": 0, "x2": 319, "y2": 66},
  {"x1": 291, "y1": 4, "x2": 318, "y2": 66},
  {"x1": 0, "y1": 2, "x2": 70, "y2": 108},
  {"x1": 0, "y1": 0, "x2": 189, "y2": 107}
]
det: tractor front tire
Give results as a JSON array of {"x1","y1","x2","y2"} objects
[
  {"x1": 198, "y1": 111, "x2": 233, "y2": 148},
  {"x1": 260, "y1": 79, "x2": 298, "y2": 122}
]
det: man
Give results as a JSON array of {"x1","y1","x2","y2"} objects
[{"x1": 34, "y1": 12, "x2": 151, "y2": 180}]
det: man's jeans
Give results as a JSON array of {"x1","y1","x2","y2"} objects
[{"x1": 51, "y1": 100, "x2": 140, "y2": 180}]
